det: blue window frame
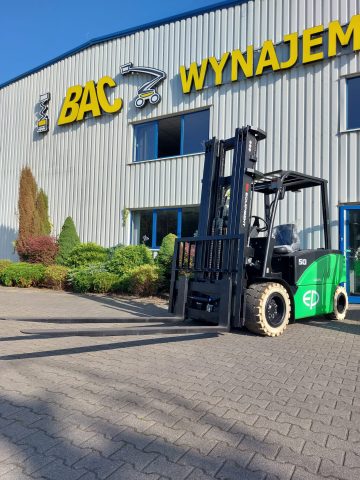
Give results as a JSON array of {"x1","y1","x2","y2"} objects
[
  {"x1": 134, "y1": 109, "x2": 210, "y2": 162},
  {"x1": 133, "y1": 207, "x2": 199, "y2": 249},
  {"x1": 339, "y1": 205, "x2": 360, "y2": 304},
  {"x1": 347, "y1": 76, "x2": 360, "y2": 130}
]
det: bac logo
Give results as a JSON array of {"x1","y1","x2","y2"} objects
[
  {"x1": 58, "y1": 76, "x2": 123, "y2": 125},
  {"x1": 303, "y1": 290, "x2": 320, "y2": 310}
]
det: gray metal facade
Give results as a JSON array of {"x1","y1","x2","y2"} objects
[{"x1": 0, "y1": 0, "x2": 359, "y2": 259}]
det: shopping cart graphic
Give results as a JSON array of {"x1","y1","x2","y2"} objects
[{"x1": 120, "y1": 63, "x2": 166, "y2": 108}]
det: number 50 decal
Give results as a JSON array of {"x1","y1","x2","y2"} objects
[{"x1": 299, "y1": 259, "x2": 307, "y2": 266}]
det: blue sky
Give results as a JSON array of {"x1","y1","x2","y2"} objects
[{"x1": 1, "y1": 0, "x2": 226, "y2": 85}]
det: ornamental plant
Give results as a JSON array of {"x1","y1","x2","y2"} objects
[
  {"x1": 34, "y1": 189, "x2": 51, "y2": 235},
  {"x1": 92, "y1": 271, "x2": 120, "y2": 293},
  {"x1": 0, "y1": 260, "x2": 12, "y2": 275},
  {"x1": 65, "y1": 243, "x2": 109, "y2": 268},
  {"x1": 105, "y1": 245, "x2": 153, "y2": 277},
  {"x1": 17, "y1": 236, "x2": 59, "y2": 265},
  {"x1": 17, "y1": 167, "x2": 38, "y2": 256},
  {"x1": 156, "y1": 233, "x2": 176, "y2": 285},
  {"x1": 68, "y1": 264, "x2": 120, "y2": 293},
  {"x1": 43, "y1": 265, "x2": 69, "y2": 289},
  {"x1": 17, "y1": 166, "x2": 52, "y2": 259},
  {"x1": 57, "y1": 217, "x2": 80, "y2": 265},
  {"x1": 127, "y1": 264, "x2": 162, "y2": 297},
  {"x1": 0, "y1": 263, "x2": 45, "y2": 288}
]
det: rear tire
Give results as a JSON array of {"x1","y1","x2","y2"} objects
[
  {"x1": 327, "y1": 286, "x2": 348, "y2": 321},
  {"x1": 245, "y1": 283, "x2": 291, "y2": 337}
]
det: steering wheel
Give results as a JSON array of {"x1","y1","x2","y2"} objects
[{"x1": 251, "y1": 216, "x2": 268, "y2": 233}]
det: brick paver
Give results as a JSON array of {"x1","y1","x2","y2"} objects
[{"x1": 0, "y1": 287, "x2": 359, "y2": 479}]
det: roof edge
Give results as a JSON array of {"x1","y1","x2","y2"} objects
[{"x1": 0, "y1": 0, "x2": 249, "y2": 90}]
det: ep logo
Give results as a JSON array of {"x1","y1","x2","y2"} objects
[{"x1": 303, "y1": 290, "x2": 320, "y2": 310}]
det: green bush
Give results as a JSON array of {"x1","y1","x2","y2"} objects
[
  {"x1": 127, "y1": 264, "x2": 162, "y2": 296},
  {"x1": 156, "y1": 233, "x2": 176, "y2": 288},
  {"x1": 66, "y1": 243, "x2": 109, "y2": 268},
  {"x1": 0, "y1": 263, "x2": 45, "y2": 288},
  {"x1": 43, "y1": 265, "x2": 69, "y2": 289},
  {"x1": 68, "y1": 265, "x2": 120, "y2": 293},
  {"x1": 106, "y1": 245, "x2": 153, "y2": 276},
  {"x1": 57, "y1": 217, "x2": 80, "y2": 265},
  {"x1": 68, "y1": 267, "x2": 95, "y2": 293},
  {"x1": 92, "y1": 272, "x2": 120, "y2": 293},
  {"x1": 0, "y1": 260, "x2": 12, "y2": 275}
]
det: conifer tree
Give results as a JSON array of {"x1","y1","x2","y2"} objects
[
  {"x1": 35, "y1": 189, "x2": 51, "y2": 235},
  {"x1": 17, "y1": 166, "x2": 38, "y2": 254},
  {"x1": 57, "y1": 217, "x2": 80, "y2": 265}
]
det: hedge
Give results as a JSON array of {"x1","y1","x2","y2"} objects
[{"x1": 0, "y1": 263, "x2": 45, "y2": 288}]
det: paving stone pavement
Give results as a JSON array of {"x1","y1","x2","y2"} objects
[{"x1": 0, "y1": 287, "x2": 359, "y2": 479}]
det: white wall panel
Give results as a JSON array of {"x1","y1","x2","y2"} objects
[{"x1": 0, "y1": 0, "x2": 359, "y2": 258}]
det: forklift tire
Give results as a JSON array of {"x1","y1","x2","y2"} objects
[
  {"x1": 326, "y1": 286, "x2": 348, "y2": 321},
  {"x1": 245, "y1": 283, "x2": 291, "y2": 337}
]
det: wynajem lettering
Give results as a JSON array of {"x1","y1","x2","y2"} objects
[{"x1": 179, "y1": 15, "x2": 360, "y2": 93}]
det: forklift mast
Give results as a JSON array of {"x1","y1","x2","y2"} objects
[{"x1": 169, "y1": 126, "x2": 266, "y2": 330}]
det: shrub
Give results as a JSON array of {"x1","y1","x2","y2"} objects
[
  {"x1": 17, "y1": 167, "x2": 52, "y2": 258},
  {"x1": 0, "y1": 260, "x2": 12, "y2": 275},
  {"x1": 17, "y1": 236, "x2": 59, "y2": 265},
  {"x1": 106, "y1": 245, "x2": 153, "y2": 276},
  {"x1": 68, "y1": 265, "x2": 119, "y2": 293},
  {"x1": 156, "y1": 233, "x2": 176, "y2": 288},
  {"x1": 66, "y1": 243, "x2": 109, "y2": 268},
  {"x1": 43, "y1": 265, "x2": 69, "y2": 289},
  {"x1": 0, "y1": 263, "x2": 45, "y2": 288},
  {"x1": 68, "y1": 267, "x2": 94, "y2": 293},
  {"x1": 34, "y1": 189, "x2": 51, "y2": 235},
  {"x1": 57, "y1": 217, "x2": 80, "y2": 265},
  {"x1": 17, "y1": 166, "x2": 38, "y2": 256},
  {"x1": 92, "y1": 272, "x2": 120, "y2": 293},
  {"x1": 127, "y1": 264, "x2": 162, "y2": 296}
]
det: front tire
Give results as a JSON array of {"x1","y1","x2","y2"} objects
[
  {"x1": 326, "y1": 286, "x2": 348, "y2": 321},
  {"x1": 245, "y1": 283, "x2": 291, "y2": 337}
]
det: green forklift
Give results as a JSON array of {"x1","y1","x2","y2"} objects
[{"x1": 168, "y1": 126, "x2": 348, "y2": 336}]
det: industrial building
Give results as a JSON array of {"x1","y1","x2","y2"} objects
[{"x1": 0, "y1": 0, "x2": 359, "y2": 301}]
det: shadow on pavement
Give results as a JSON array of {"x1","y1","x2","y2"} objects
[
  {"x1": 0, "y1": 371, "x2": 292, "y2": 478},
  {"x1": 298, "y1": 317, "x2": 360, "y2": 335},
  {"x1": 11, "y1": 317, "x2": 171, "y2": 324},
  {"x1": 68, "y1": 293, "x2": 168, "y2": 318},
  {"x1": 0, "y1": 334, "x2": 220, "y2": 361}
]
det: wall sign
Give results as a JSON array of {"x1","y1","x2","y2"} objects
[
  {"x1": 57, "y1": 63, "x2": 167, "y2": 125},
  {"x1": 58, "y1": 76, "x2": 123, "y2": 125},
  {"x1": 179, "y1": 15, "x2": 360, "y2": 93},
  {"x1": 120, "y1": 62, "x2": 166, "y2": 108},
  {"x1": 37, "y1": 92, "x2": 50, "y2": 133}
]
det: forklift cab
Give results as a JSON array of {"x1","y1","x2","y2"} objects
[{"x1": 246, "y1": 170, "x2": 336, "y2": 294}]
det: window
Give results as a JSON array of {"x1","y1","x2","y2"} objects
[
  {"x1": 134, "y1": 109, "x2": 210, "y2": 162},
  {"x1": 132, "y1": 207, "x2": 199, "y2": 248},
  {"x1": 347, "y1": 76, "x2": 360, "y2": 130},
  {"x1": 135, "y1": 122, "x2": 156, "y2": 162}
]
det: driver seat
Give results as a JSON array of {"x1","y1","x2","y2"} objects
[{"x1": 273, "y1": 224, "x2": 301, "y2": 254}]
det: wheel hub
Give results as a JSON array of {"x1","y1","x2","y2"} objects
[{"x1": 265, "y1": 293, "x2": 286, "y2": 327}]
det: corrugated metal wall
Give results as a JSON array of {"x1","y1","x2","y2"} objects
[{"x1": 0, "y1": 0, "x2": 359, "y2": 258}]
